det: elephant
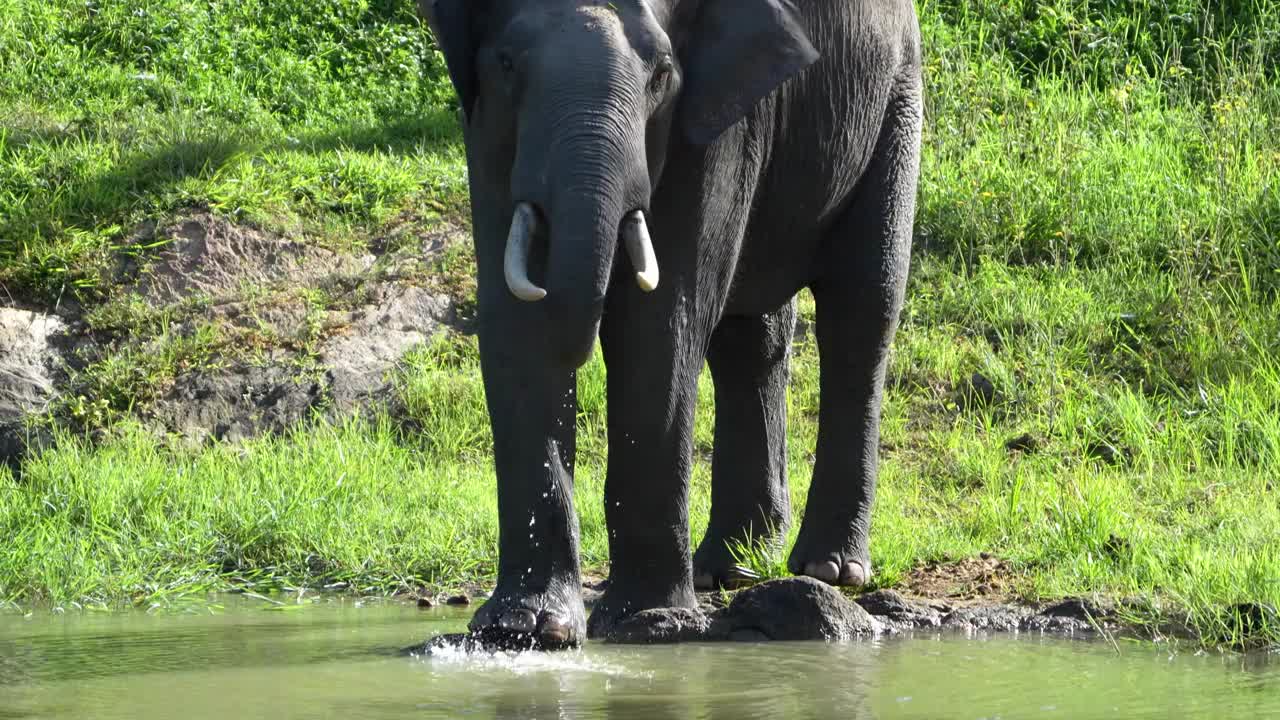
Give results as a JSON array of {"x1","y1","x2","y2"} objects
[{"x1": 419, "y1": 0, "x2": 922, "y2": 648}]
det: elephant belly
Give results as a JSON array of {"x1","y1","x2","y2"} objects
[{"x1": 721, "y1": 225, "x2": 823, "y2": 317}]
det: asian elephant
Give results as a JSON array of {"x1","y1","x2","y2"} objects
[{"x1": 419, "y1": 0, "x2": 922, "y2": 648}]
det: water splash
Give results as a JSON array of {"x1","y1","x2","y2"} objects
[{"x1": 414, "y1": 642, "x2": 646, "y2": 680}]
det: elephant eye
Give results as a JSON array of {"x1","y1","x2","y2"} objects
[
  {"x1": 650, "y1": 59, "x2": 673, "y2": 94},
  {"x1": 497, "y1": 51, "x2": 514, "y2": 73}
]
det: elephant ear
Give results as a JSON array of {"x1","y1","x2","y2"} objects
[
  {"x1": 678, "y1": 0, "x2": 819, "y2": 146},
  {"x1": 419, "y1": 0, "x2": 480, "y2": 122}
]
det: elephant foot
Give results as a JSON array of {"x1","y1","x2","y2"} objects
[
  {"x1": 787, "y1": 523, "x2": 872, "y2": 588},
  {"x1": 586, "y1": 574, "x2": 698, "y2": 640},
  {"x1": 468, "y1": 582, "x2": 585, "y2": 651},
  {"x1": 692, "y1": 529, "x2": 779, "y2": 590}
]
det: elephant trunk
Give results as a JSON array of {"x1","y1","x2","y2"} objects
[{"x1": 506, "y1": 115, "x2": 655, "y2": 368}]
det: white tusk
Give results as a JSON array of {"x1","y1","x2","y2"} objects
[
  {"x1": 621, "y1": 211, "x2": 659, "y2": 292},
  {"x1": 504, "y1": 203, "x2": 547, "y2": 302}
]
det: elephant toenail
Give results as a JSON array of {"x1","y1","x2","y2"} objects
[
  {"x1": 840, "y1": 561, "x2": 869, "y2": 586},
  {"x1": 804, "y1": 560, "x2": 841, "y2": 584},
  {"x1": 539, "y1": 615, "x2": 574, "y2": 647},
  {"x1": 499, "y1": 609, "x2": 537, "y2": 633}
]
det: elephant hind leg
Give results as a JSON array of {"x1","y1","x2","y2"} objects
[
  {"x1": 788, "y1": 78, "x2": 922, "y2": 588},
  {"x1": 693, "y1": 303, "x2": 796, "y2": 590}
]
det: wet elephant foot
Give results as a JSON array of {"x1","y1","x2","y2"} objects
[
  {"x1": 586, "y1": 576, "x2": 698, "y2": 640},
  {"x1": 787, "y1": 523, "x2": 872, "y2": 588},
  {"x1": 468, "y1": 583, "x2": 586, "y2": 651}
]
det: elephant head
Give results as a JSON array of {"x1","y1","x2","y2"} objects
[{"x1": 421, "y1": 0, "x2": 817, "y2": 368}]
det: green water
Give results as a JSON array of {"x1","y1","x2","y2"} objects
[{"x1": 1, "y1": 597, "x2": 1278, "y2": 719}]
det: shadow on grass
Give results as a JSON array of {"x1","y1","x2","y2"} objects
[
  {"x1": 0, "y1": 135, "x2": 249, "y2": 298},
  {"x1": 300, "y1": 106, "x2": 462, "y2": 154},
  {"x1": 0, "y1": 106, "x2": 464, "y2": 301}
]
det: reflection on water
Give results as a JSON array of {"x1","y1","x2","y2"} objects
[{"x1": 1, "y1": 596, "x2": 1278, "y2": 719}]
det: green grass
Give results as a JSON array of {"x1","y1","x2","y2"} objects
[
  {"x1": 0, "y1": 0, "x2": 466, "y2": 302},
  {"x1": 2, "y1": 0, "x2": 1280, "y2": 649}
]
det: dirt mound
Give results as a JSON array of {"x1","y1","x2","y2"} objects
[
  {"x1": 127, "y1": 212, "x2": 374, "y2": 306},
  {"x1": 135, "y1": 213, "x2": 468, "y2": 443},
  {"x1": 4, "y1": 211, "x2": 473, "y2": 448},
  {"x1": 901, "y1": 554, "x2": 1017, "y2": 602}
]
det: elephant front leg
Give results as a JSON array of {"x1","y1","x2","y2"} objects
[
  {"x1": 586, "y1": 296, "x2": 704, "y2": 639},
  {"x1": 467, "y1": 337, "x2": 585, "y2": 649}
]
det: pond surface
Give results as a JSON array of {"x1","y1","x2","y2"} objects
[{"x1": 1, "y1": 597, "x2": 1278, "y2": 719}]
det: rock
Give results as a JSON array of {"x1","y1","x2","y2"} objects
[
  {"x1": 1012, "y1": 597, "x2": 1118, "y2": 634},
  {"x1": 716, "y1": 577, "x2": 876, "y2": 641},
  {"x1": 1021, "y1": 614, "x2": 1094, "y2": 634},
  {"x1": 608, "y1": 607, "x2": 713, "y2": 644},
  {"x1": 0, "y1": 308, "x2": 64, "y2": 425},
  {"x1": 854, "y1": 589, "x2": 944, "y2": 629},
  {"x1": 607, "y1": 578, "x2": 879, "y2": 645},
  {"x1": 943, "y1": 604, "x2": 1031, "y2": 632},
  {"x1": 417, "y1": 597, "x2": 435, "y2": 609},
  {"x1": 1040, "y1": 597, "x2": 1113, "y2": 621},
  {"x1": 0, "y1": 308, "x2": 65, "y2": 468},
  {"x1": 320, "y1": 285, "x2": 455, "y2": 406},
  {"x1": 446, "y1": 594, "x2": 470, "y2": 606}
]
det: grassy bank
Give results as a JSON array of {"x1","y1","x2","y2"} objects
[{"x1": 2, "y1": 0, "x2": 1279, "y2": 649}]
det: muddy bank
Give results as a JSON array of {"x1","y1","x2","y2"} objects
[{"x1": 0, "y1": 210, "x2": 474, "y2": 465}]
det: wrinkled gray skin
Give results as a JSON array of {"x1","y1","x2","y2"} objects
[{"x1": 420, "y1": 0, "x2": 922, "y2": 648}]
